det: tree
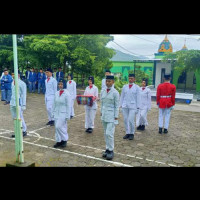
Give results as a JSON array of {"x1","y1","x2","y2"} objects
[{"x1": 163, "y1": 50, "x2": 200, "y2": 73}]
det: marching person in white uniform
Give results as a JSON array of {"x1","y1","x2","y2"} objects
[
  {"x1": 136, "y1": 78, "x2": 151, "y2": 131},
  {"x1": 52, "y1": 80, "x2": 71, "y2": 148},
  {"x1": 101, "y1": 69, "x2": 114, "y2": 91},
  {"x1": 120, "y1": 74, "x2": 141, "y2": 140},
  {"x1": 84, "y1": 76, "x2": 98, "y2": 134},
  {"x1": 10, "y1": 71, "x2": 27, "y2": 138},
  {"x1": 45, "y1": 68, "x2": 58, "y2": 126},
  {"x1": 101, "y1": 75, "x2": 119, "y2": 160},
  {"x1": 67, "y1": 73, "x2": 76, "y2": 119}
]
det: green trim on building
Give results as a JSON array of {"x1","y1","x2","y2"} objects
[
  {"x1": 195, "y1": 69, "x2": 200, "y2": 92},
  {"x1": 111, "y1": 61, "x2": 154, "y2": 84},
  {"x1": 172, "y1": 69, "x2": 182, "y2": 87}
]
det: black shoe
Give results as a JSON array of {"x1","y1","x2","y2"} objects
[
  {"x1": 46, "y1": 121, "x2": 51, "y2": 125},
  {"x1": 88, "y1": 128, "x2": 93, "y2": 133},
  {"x1": 53, "y1": 142, "x2": 62, "y2": 148},
  {"x1": 50, "y1": 121, "x2": 55, "y2": 126},
  {"x1": 128, "y1": 134, "x2": 134, "y2": 140},
  {"x1": 159, "y1": 128, "x2": 162, "y2": 134},
  {"x1": 164, "y1": 129, "x2": 168, "y2": 134},
  {"x1": 23, "y1": 131, "x2": 27, "y2": 137},
  {"x1": 85, "y1": 128, "x2": 90, "y2": 133},
  {"x1": 70, "y1": 116, "x2": 74, "y2": 119},
  {"x1": 60, "y1": 141, "x2": 67, "y2": 147},
  {"x1": 106, "y1": 150, "x2": 114, "y2": 160},
  {"x1": 102, "y1": 149, "x2": 109, "y2": 158},
  {"x1": 11, "y1": 132, "x2": 27, "y2": 138},
  {"x1": 137, "y1": 125, "x2": 142, "y2": 130},
  {"x1": 141, "y1": 125, "x2": 145, "y2": 131},
  {"x1": 123, "y1": 134, "x2": 130, "y2": 139}
]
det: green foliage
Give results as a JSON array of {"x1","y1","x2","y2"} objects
[
  {"x1": 114, "y1": 77, "x2": 127, "y2": 94},
  {"x1": 163, "y1": 50, "x2": 200, "y2": 73}
]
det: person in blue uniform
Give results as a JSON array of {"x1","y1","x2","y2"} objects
[
  {"x1": 28, "y1": 68, "x2": 37, "y2": 93},
  {"x1": 52, "y1": 79, "x2": 71, "y2": 148},
  {"x1": 56, "y1": 67, "x2": 64, "y2": 82},
  {"x1": 37, "y1": 68, "x2": 46, "y2": 94},
  {"x1": 1, "y1": 68, "x2": 13, "y2": 105},
  {"x1": 25, "y1": 67, "x2": 30, "y2": 87},
  {"x1": 1, "y1": 71, "x2": 5, "y2": 101}
]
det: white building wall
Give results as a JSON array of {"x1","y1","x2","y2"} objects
[{"x1": 155, "y1": 62, "x2": 171, "y2": 88}]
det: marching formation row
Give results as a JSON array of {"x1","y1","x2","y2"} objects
[{"x1": 1, "y1": 68, "x2": 176, "y2": 161}]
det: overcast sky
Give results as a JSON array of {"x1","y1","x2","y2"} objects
[{"x1": 106, "y1": 34, "x2": 200, "y2": 58}]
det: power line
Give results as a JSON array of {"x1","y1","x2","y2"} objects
[
  {"x1": 111, "y1": 41, "x2": 154, "y2": 57},
  {"x1": 128, "y1": 35, "x2": 160, "y2": 45}
]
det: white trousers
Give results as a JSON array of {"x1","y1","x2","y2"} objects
[
  {"x1": 158, "y1": 108, "x2": 172, "y2": 129},
  {"x1": 45, "y1": 99, "x2": 54, "y2": 121},
  {"x1": 55, "y1": 118, "x2": 68, "y2": 142},
  {"x1": 136, "y1": 109, "x2": 148, "y2": 127},
  {"x1": 85, "y1": 107, "x2": 97, "y2": 129},
  {"x1": 102, "y1": 121, "x2": 115, "y2": 151},
  {"x1": 10, "y1": 106, "x2": 27, "y2": 132},
  {"x1": 70, "y1": 99, "x2": 75, "y2": 117},
  {"x1": 122, "y1": 108, "x2": 137, "y2": 135}
]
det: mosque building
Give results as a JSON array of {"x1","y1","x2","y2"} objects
[{"x1": 110, "y1": 35, "x2": 200, "y2": 92}]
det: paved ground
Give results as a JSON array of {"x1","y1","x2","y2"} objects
[{"x1": 0, "y1": 91, "x2": 200, "y2": 167}]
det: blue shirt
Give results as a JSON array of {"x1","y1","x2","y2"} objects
[
  {"x1": 37, "y1": 72, "x2": 46, "y2": 83},
  {"x1": 28, "y1": 72, "x2": 37, "y2": 82},
  {"x1": 1, "y1": 74, "x2": 13, "y2": 90}
]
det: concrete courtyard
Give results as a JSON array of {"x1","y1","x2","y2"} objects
[{"x1": 0, "y1": 91, "x2": 200, "y2": 167}]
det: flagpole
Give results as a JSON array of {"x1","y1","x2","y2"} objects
[{"x1": 12, "y1": 34, "x2": 24, "y2": 163}]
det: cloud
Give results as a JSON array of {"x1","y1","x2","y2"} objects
[{"x1": 107, "y1": 34, "x2": 200, "y2": 58}]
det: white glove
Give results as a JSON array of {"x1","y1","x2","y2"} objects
[{"x1": 21, "y1": 106, "x2": 26, "y2": 111}]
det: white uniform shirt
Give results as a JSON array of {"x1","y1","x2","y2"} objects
[
  {"x1": 45, "y1": 76, "x2": 57, "y2": 101},
  {"x1": 52, "y1": 89, "x2": 71, "y2": 120},
  {"x1": 67, "y1": 80, "x2": 77, "y2": 100},
  {"x1": 139, "y1": 87, "x2": 151, "y2": 110},
  {"x1": 120, "y1": 83, "x2": 141, "y2": 109},
  {"x1": 10, "y1": 78, "x2": 27, "y2": 107},
  {"x1": 101, "y1": 87, "x2": 119, "y2": 123},
  {"x1": 84, "y1": 85, "x2": 98, "y2": 109}
]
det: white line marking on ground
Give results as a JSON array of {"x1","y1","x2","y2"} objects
[
  {"x1": 0, "y1": 135, "x2": 132, "y2": 167},
  {"x1": 72, "y1": 112, "x2": 86, "y2": 118},
  {"x1": 29, "y1": 126, "x2": 50, "y2": 133},
  {"x1": 0, "y1": 129, "x2": 178, "y2": 167}
]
